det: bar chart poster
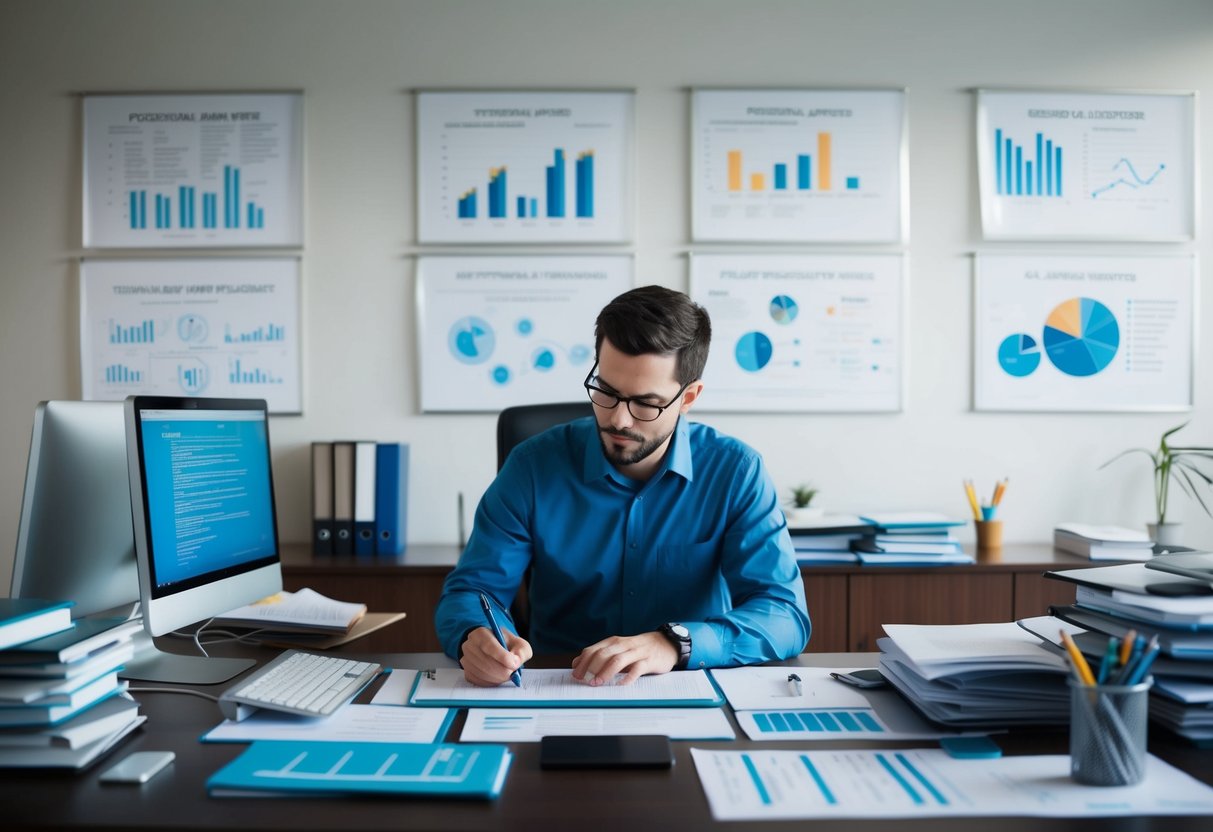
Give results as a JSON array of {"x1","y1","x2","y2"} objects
[
  {"x1": 691, "y1": 89, "x2": 906, "y2": 242},
  {"x1": 976, "y1": 90, "x2": 1195, "y2": 240},
  {"x1": 83, "y1": 93, "x2": 303, "y2": 247},
  {"x1": 974, "y1": 254, "x2": 1194, "y2": 412},
  {"x1": 80, "y1": 258, "x2": 302, "y2": 413},
  {"x1": 690, "y1": 254, "x2": 904, "y2": 412},
  {"x1": 416, "y1": 91, "x2": 634, "y2": 243},
  {"x1": 416, "y1": 256, "x2": 631, "y2": 411}
]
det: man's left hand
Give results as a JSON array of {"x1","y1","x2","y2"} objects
[{"x1": 570, "y1": 631, "x2": 679, "y2": 686}]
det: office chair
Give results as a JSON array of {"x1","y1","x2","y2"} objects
[{"x1": 494, "y1": 402, "x2": 593, "y2": 638}]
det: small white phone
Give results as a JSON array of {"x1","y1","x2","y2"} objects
[{"x1": 99, "y1": 750, "x2": 175, "y2": 784}]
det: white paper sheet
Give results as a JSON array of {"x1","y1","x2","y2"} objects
[
  {"x1": 691, "y1": 748, "x2": 1213, "y2": 820},
  {"x1": 202, "y1": 703, "x2": 449, "y2": 744},
  {"x1": 460, "y1": 707, "x2": 735, "y2": 742},
  {"x1": 369, "y1": 669, "x2": 419, "y2": 706},
  {"x1": 410, "y1": 667, "x2": 721, "y2": 706}
]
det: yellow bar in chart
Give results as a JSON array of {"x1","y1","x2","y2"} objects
[
  {"x1": 817, "y1": 132, "x2": 832, "y2": 190},
  {"x1": 728, "y1": 150, "x2": 742, "y2": 191},
  {"x1": 750, "y1": 173, "x2": 765, "y2": 191}
]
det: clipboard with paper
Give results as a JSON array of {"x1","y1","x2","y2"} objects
[{"x1": 408, "y1": 667, "x2": 725, "y2": 708}]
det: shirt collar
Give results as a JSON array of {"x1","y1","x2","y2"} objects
[{"x1": 581, "y1": 415, "x2": 695, "y2": 484}]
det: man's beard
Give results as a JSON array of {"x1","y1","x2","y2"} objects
[{"x1": 598, "y1": 425, "x2": 674, "y2": 467}]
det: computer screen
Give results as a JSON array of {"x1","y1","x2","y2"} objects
[
  {"x1": 12, "y1": 401, "x2": 139, "y2": 617},
  {"x1": 125, "y1": 395, "x2": 282, "y2": 683}
]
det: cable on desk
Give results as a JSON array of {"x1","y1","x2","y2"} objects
[{"x1": 127, "y1": 686, "x2": 220, "y2": 703}]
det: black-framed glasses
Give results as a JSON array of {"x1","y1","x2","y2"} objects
[{"x1": 582, "y1": 361, "x2": 694, "y2": 422}]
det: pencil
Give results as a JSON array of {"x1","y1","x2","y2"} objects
[
  {"x1": 1060, "y1": 630, "x2": 1096, "y2": 686},
  {"x1": 963, "y1": 480, "x2": 981, "y2": 521},
  {"x1": 992, "y1": 478, "x2": 1008, "y2": 507}
]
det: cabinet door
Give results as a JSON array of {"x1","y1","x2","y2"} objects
[
  {"x1": 848, "y1": 573, "x2": 1013, "y2": 652},
  {"x1": 802, "y1": 574, "x2": 848, "y2": 653},
  {"x1": 282, "y1": 573, "x2": 445, "y2": 652}
]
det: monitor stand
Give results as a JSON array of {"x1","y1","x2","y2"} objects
[{"x1": 118, "y1": 628, "x2": 255, "y2": 685}]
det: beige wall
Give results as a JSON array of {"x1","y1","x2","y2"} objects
[{"x1": 3, "y1": 0, "x2": 1213, "y2": 592}]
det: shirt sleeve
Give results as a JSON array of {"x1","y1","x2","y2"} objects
[
  {"x1": 433, "y1": 454, "x2": 535, "y2": 659},
  {"x1": 685, "y1": 453, "x2": 811, "y2": 669}
]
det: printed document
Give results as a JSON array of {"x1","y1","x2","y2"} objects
[
  {"x1": 461, "y1": 707, "x2": 734, "y2": 742},
  {"x1": 203, "y1": 703, "x2": 450, "y2": 744},
  {"x1": 410, "y1": 667, "x2": 722, "y2": 706}
]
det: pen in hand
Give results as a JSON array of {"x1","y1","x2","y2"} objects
[
  {"x1": 787, "y1": 673, "x2": 802, "y2": 697},
  {"x1": 479, "y1": 592, "x2": 523, "y2": 687}
]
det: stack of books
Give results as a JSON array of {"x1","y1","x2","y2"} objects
[
  {"x1": 0, "y1": 600, "x2": 144, "y2": 769},
  {"x1": 876, "y1": 620, "x2": 1071, "y2": 728},
  {"x1": 850, "y1": 513, "x2": 972, "y2": 566},
  {"x1": 1053, "y1": 523, "x2": 1155, "y2": 561},
  {"x1": 1045, "y1": 556, "x2": 1213, "y2": 746},
  {"x1": 786, "y1": 514, "x2": 873, "y2": 564}
]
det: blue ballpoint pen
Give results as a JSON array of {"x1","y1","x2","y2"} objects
[
  {"x1": 1126, "y1": 637, "x2": 1161, "y2": 686},
  {"x1": 479, "y1": 592, "x2": 522, "y2": 687}
]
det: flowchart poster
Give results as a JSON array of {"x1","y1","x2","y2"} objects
[
  {"x1": 974, "y1": 254, "x2": 1194, "y2": 412},
  {"x1": 416, "y1": 91, "x2": 634, "y2": 243},
  {"x1": 416, "y1": 256, "x2": 632, "y2": 411},
  {"x1": 83, "y1": 93, "x2": 303, "y2": 248},
  {"x1": 691, "y1": 89, "x2": 906, "y2": 242},
  {"x1": 80, "y1": 258, "x2": 302, "y2": 413},
  {"x1": 690, "y1": 254, "x2": 904, "y2": 412},
  {"x1": 976, "y1": 90, "x2": 1195, "y2": 240}
]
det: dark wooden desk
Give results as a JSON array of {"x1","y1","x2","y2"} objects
[
  {"x1": 5, "y1": 649, "x2": 1211, "y2": 832},
  {"x1": 281, "y1": 543, "x2": 1093, "y2": 654}
]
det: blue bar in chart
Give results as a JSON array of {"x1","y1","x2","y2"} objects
[
  {"x1": 109, "y1": 319, "x2": 155, "y2": 344},
  {"x1": 224, "y1": 165, "x2": 241, "y2": 228},
  {"x1": 125, "y1": 177, "x2": 261, "y2": 230},
  {"x1": 229, "y1": 358, "x2": 282, "y2": 384},
  {"x1": 458, "y1": 189, "x2": 477, "y2": 219},
  {"x1": 224, "y1": 322, "x2": 286, "y2": 343},
  {"x1": 104, "y1": 364, "x2": 142, "y2": 383},
  {"x1": 178, "y1": 364, "x2": 208, "y2": 394},
  {"x1": 576, "y1": 151, "x2": 594, "y2": 218},
  {"x1": 774, "y1": 164, "x2": 788, "y2": 190},
  {"x1": 846, "y1": 176, "x2": 860, "y2": 190},
  {"x1": 488, "y1": 168, "x2": 507, "y2": 219},
  {"x1": 751, "y1": 709, "x2": 885, "y2": 735},
  {"x1": 547, "y1": 149, "x2": 566, "y2": 218},
  {"x1": 995, "y1": 128, "x2": 1063, "y2": 197}
]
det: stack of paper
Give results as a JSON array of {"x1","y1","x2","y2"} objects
[
  {"x1": 214, "y1": 588, "x2": 367, "y2": 634},
  {"x1": 852, "y1": 513, "x2": 973, "y2": 566},
  {"x1": 876, "y1": 621, "x2": 1069, "y2": 727},
  {"x1": 787, "y1": 514, "x2": 872, "y2": 564},
  {"x1": 1053, "y1": 523, "x2": 1154, "y2": 561}
]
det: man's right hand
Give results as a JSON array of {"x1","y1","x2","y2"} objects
[{"x1": 460, "y1": 626, "x2": 533, "y2": 687}]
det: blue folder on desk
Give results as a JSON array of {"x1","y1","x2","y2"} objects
[
  {"x1": 206, "y1": 740, "x2": 512, "y2": 799},
  {"x1": 407, "y1": 667, "x2": 726, "y2": 708}
]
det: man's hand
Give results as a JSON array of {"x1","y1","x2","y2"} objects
[
  {"x1": 460, "y1": 626, "x2": 533, "y2": 687},
  {"x1": 570, "y1": 631, "x2": 678, "y2": 686}
]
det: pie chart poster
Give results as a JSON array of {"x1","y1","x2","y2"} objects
[
  {"x1": 974, "y1": 254, "x2": 1194, "y2": 412},
  {"x1": 416, "y1": 256, "x2": 632, "y2": 411}
]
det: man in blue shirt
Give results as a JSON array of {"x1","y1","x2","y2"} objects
[{"x1": 436, "y1": 286, "x2": 810, "y2": 686}]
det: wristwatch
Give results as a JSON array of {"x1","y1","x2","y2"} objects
[{"x1": 658, "y1": 623, "x2": 692, "y2": 670}]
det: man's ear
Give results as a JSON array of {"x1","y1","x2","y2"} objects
[{"x1": 679, "y1": 381, "x2": 705, "y2": 413}]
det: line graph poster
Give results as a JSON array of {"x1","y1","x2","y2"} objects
[
  {"x1": 416, "y1": 256, "x2": 632, "y2": 411},
  {"x1": 976, "y1": 90, "x2": 1195, "y2": 240},
  {"x1": 83, "y1": 93, "x2": 303, "y2": 248},
  {"x1": 80, "y1": 258, "x2": 302, "y2": 413},
  {"x1": 416, "y1": 91, "x2": 634, "y2": 243},
  {"x1": 690, "y1": 254, "x2": 904, "y2": 412},
  {"x1": 691, "y1": 89, "x2": 906, "y2": 242},
  {"x1": 974, "y1": 254, "x2": 1194, "y2": 412}
]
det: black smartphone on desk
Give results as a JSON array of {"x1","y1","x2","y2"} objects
[{"x1": 539, "y1": 735, "x2": 673, "y2": 770}]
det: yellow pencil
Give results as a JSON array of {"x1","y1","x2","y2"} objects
[
  {"x1": 1119, "y1": 629, "x2": 1138, "y2": 666},
  {"x1": 1060, "y1": 630, "x2": 1096, "y2": 686},
  {"x1": 963, "y1": 480, "x2": 981, "y2": 521},
  {"x1": 992, "y1": 478, "x2": 1008, "y2": 507}
]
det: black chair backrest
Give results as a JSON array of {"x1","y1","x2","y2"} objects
[{"x1": 495, "y1": 402, "x2": 593, "y2": 471}]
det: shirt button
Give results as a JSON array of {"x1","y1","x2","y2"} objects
[{"x1": 699, "y1": 661, "x2": 705, "y2": 668}]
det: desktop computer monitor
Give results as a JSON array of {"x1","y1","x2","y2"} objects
[
  {"x1": 125, "y1": 395, "x2": 283, "y2": 684},
  {"x1": 12, "y1": 401, "x2": 140, "y2": 618}
]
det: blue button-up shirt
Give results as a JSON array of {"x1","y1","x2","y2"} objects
[{"x1": 435, "y1": 416, "x2": 811, "y2": 668}]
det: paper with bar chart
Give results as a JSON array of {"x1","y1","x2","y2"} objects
[
  {"x1": 83, "y1": 93, "x2": 303, "y2": 248},
  {"x1": 690, "y1": 254, "x2": 903, "y2": 412},
  {"x1": 80, "y1": 258, "x2": 301, "y2": 412},
  {"x1": 976, "y1": 90, "x2": 1195, "y2": 240},
  {"x1": 416, "y1": 91, "x2": 633, "y2": 243},
  {"x1": 974, "y1": 254, "x2": 1193, "y2": 412},
  {"x1": 416, "y1": 256, "x2": 631, "y2": 411},
  {"x1": 691, "y1": 89, "x2": 906, "y2": 242}
]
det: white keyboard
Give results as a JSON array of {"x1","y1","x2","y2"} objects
[{"x1": 219, "y1": 650, "x2": 382, "y2": 721}]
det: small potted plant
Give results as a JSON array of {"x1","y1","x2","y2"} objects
[
  {"x1": 785, "y1": 484, "x2": 822, "y2": 525},
  {"x1": 1101, "y1": 422, "x2": 1213, "y2": 546}
]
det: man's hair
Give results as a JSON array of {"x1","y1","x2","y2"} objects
[{"x1": 594, "y1": 285, "x2": 712, "y2": 385}]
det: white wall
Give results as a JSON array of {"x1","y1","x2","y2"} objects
[{"x1": 3, "y1": 0, "x2": 1213, "y2": 592}]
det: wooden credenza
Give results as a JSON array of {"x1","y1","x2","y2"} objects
[{"x1": 281, "y1": 543, "x2": 1088, "y2": 654}]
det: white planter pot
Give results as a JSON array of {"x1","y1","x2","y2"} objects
[
  {"x1": 1147, "y1": 521, "x2": 1183, "y2": 547},
  {"x1": 785, "y1": 506, "x2": 825, "y2": 525}
]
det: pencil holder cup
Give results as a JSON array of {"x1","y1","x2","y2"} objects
[
  {"x1": 1068, "y1": 676, "x2": 1152, "y2": 787},
  {"x1": 974, "y1": 519, "x2": 1003, "y2": 551}
]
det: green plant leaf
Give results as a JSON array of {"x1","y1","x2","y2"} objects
[
  {"x1": 1175, "y1": 466, "x2": 1213, "y2": 518},
  {"x1": 1098, "y1": 448, "x2": 1155, "y2": 470}
]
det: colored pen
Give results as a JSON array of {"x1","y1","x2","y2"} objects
[
  {"x1": 479, "y1": 592, "x2": 522, "y2": 687},
  {"x1": 1096, "y1": 636, "x2": 1120, "y2": 685},
  {"x1": 1126, "y1": 636, "x2": 1161, "y2": 686},
  {"x1": 1059, "y1": 630, "x2": 1096, "y2": 686},
  {"x1": 787, "y1": 673, "x2": 803, "y2": 697},
  {"x1": 1115, "y1": 633, "x2": 1146, "y2": 685},
  {"x1": 1119, "y1": 629, "x2": 1138, "y2": 667}
]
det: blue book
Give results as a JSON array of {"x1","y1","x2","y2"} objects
[
  {"x1": 0, "y1": 599, "x2": 74, "y2": 651},
  {"x1": 374, "y1": 443, "x2": 409, "y2": 556},
  {"x1": 206, "y1": 741, "x2": 512, "y2": 799},
  {"x1": 0, "y1": 618, "x2": 140, "y2": 665}
]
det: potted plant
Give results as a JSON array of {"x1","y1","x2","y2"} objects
[
  {"x1": 1101, "y1": 422, "x2": 1213, "y2": 546},
  {"x1": 785, "y1": 484, "x2": 822, "y2": 525}
]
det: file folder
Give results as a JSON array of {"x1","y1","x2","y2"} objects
[
  {"x1": 375, "y1": 443, "x2": 409, "y2": 556},
  {"x1": 332, "y1": 442, "x2": 355, "y2": 555},
  {"x1": 310, "y1": 442, "x2": 334, "y2": 555},
  {"x1": 353, "y1": 441, "x2": 377, "y2": 556}
]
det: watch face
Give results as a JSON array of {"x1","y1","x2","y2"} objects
[{"x1": 671, "y1": 624, "x2": 689, "y2": 639}]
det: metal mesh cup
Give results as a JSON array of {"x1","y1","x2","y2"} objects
[{"x1": 1068, "y1": 676, "x2": 1152, "y2": 787}]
